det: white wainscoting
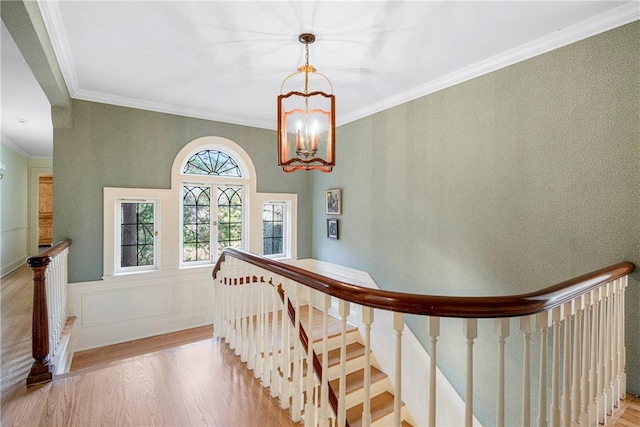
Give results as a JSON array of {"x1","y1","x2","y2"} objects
[
  {"x1": 68, "y1": 266, "x2": 215, "y2": 352},
  {"x1": 289, "y1": 258, "x2": 481, "y2": 427}
]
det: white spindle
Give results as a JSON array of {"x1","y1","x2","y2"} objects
[
  {"x1": 597, "y1": 284, "x2": 607, "y2": 424},
  {"x1": 538, "y1": 311, "x2": 551, "y2": 427},
  {"x1": 292, "y1": 283, "x2": 302, "y2": 422},
  {"x1": 605, "y1": 283, "x2": 613, "y2": 416},
  {"x1": 319, "y1": 294, "x2": 331, "y2": 427},
  {"x1": 521, "y1": 315, "x2": 536, "y2": 427},
  {"x1": 463, "y1": 318, "x2": 477, "y2": 427},
  {"x1": 572, "y1": 297, "x2": 583, "y2": 426},
  {"x1": 619, "y1": 276, "x2": 627, "y2": 399},
  {"x1": 270, "y1": 285, "x2": 280, "y2": 398},
  {"x1": 362, "y1": 306, "x2": 374, "y2": 427},
  {"x1": 551, "y1": 306, "x2": 562, "y2": 427},
  {"x1": 304, "y1": 288, "x2": 315, "y2": 427},
  {"x1": 393, "y1": 312, "x2": 404, "y2": 427},
  {"x1": 494, "y1": 318, "x2": 510, "y2": 427},
  {"x1": 337, "y1": 299, "x2": 350, "y2": 427},
  {"x1": 612, "y1": 279, "x2": 621, "y2": 405},
  {"x1": 562, "y1": 301, "x2": 573, "y2": 427},
  {"x1": 280, "y1": 280, "x2": 292, "y2": 410},
  {"x1": 428, "y1": 316, "x2": 440, "y2": 427},
  {"x1": 581, "y1": 293, "x2": 592, "y2": 426}
]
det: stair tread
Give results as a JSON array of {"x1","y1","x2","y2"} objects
[
  {"x1": 317, "y1": 342, "x2": 365, "y2": 367},
  {"x1": 346, "y1": 391, "x2": 405, "y2": 427},
  {"x1": 329, "y1": 366, "x2": 386, "y2": 395}
]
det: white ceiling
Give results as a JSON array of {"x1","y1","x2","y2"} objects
[{"x1": 2, "y1": 1, "x2": 639, "y2": 158}]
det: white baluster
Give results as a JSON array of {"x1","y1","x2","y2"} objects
[
  {"x1": 319, "y1": 294, "x2": 331, "y2": 427},
  {"x1": 495, "y1": 318, "x2": 510, "y2": 427},
  {"x1": 463, "y1": 318, "x2": 477, "y2": 427},
  {"x1": 572, "y1": 297, "x2": 584, "y2": 426},
  {"x1": 597, "y1": 284, "x2": 607, "y2": 424},
  {"x1": 619, "y1": 276, "x2": 627, "y2": 400},
  {"x1": 562, "y1": 301, "x2": 573, "y2": 427},
  {"x1": 428, "y1": 316, "x2": 440, "y2": 427},
  {"x1": 605, "y1": 283, "x2": 613, "y2": 416},
  {"x1": 337, "y1": 299, "x2": 350, "y2": 427},
  {"x1": 551, "y1": 306, "x2": 562, "y2": 427},
  {"x1": 362, "y1": 306, "x2": 374, "y2": 427},
  {"x1": 538, "y1": 311, "x2": 551, "y2": 427},
  {"x1": 521, "y1": 315, "x2": 536, "y2": 427},
  {"x1": 292, "y1": 283, "x2": 302, "y2": 422},
  {"x1": 393, "y1": 312, "x2": 404, "y2": 427},
  {"x1": 255, "y1": 278, "x2": 264, "y2": 380},
  {"x1": 581, "y1": 292, "x2": 592, "y2": 426},
  {"x1": 304, "y1": 287, "x2": 316, "y2": 427},
  {"x1": 270, "y1": 283, "x2": 280, "y2": 397},
  {"x1": 280, "y1": 280, "x2": 292, "y2": 410},
  {"x1": 612, "y1": 280, "x2": 621, "y2": 406}
]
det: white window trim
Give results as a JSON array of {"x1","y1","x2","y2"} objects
[
  {"x1": 115, "y1": 198, "x2": 159, "y2": 274},
  {"x1": 255, "y1": 193, "x2": 297, "y2": 260}
]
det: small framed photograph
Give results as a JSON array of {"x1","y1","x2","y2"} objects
[
  {"x1": 327, "y1": 218, "x2": 339, "y2": 239},
  {"x1": 325, "y1": 189, "x2": 341, "y2": 215}
]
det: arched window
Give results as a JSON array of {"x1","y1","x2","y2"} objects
[{"x1": 176, "y1": 139, "x2": 253, "y2": 266}]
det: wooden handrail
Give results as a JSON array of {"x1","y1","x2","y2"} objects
[
  {"x1": 25, "y1": 239, "x2": 72, "y2": 386},
  {"x1": 213, "y1": 248, "x2": 634, "y2": 319}
]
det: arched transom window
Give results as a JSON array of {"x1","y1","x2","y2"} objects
[{"x1": 183, "y1": 150, "x2": 242, "y2": 177}]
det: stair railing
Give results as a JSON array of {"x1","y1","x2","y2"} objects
[
  {"x1": 25, "y1": 239, "x2": 71, "y2": 386},
  {"x1": 212, "y1": 248, "x2": 634, "y2": 427}
]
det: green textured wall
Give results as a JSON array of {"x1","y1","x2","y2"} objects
[
  {"x1": 311, "y1": 22, "x2": 640, "y2": 424},
  {"x1": 54, "y1": 100, "x2": 312, "y2": 282}
]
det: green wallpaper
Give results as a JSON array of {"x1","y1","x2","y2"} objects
[
  {"x1": 53, "y1": 100, "x2": 312, "y2": 282},
  {"x1": 311, "y1": 21, "x2": 640, "y2": 424}
]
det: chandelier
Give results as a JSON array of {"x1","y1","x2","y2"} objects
[{"x1": 278, "y1": 33, "x2": 335, "y2": 172}]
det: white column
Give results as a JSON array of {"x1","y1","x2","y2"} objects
[
  {"x1": 319, "y1": 294, "x2": 332, "y2": 427},
  {"x1": 562, "y1": 301, "x2": 573, "y2": 427},
  {"x1": 619, "y1": 276, "x2": 627, "y2": 399},
  {"x1": 304, "y1": 287, "x2": 316, "y2": 427}
]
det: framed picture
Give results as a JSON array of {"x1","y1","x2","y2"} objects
[
  {"x1": 325, "y1": 189, "x2": 341, "y2": 215},
  {"x1": 327, "y1": 218, "x2": 339, "y2": 239}
]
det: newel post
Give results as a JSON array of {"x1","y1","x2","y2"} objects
[{"x1": 26, "y1": 256, "x2": 53, "y2": 386}]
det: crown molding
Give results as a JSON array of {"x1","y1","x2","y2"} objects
[
  {"x1": 37, "y1": 1, "x2": 639, "y2": 130},
  {"x1": 71, "y1": 88, "x2": 276, "y2": 130},
  {"x1": 337, "y1": 3, "x2": 640, "y2": 126},
  {"x1": 1, "y1": 134, "x2": 32, "y2": 158}
]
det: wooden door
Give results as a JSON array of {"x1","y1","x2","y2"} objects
[{"x1": 38, "y1": 175, "x2": 53, "y2": 246}]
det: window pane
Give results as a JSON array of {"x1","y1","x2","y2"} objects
[
  {"x1": 183, "y1": 150, "x2": 242, "y2": 177},
  {"x1": 262, "y1": 202, "x2": 285, "y2": 256},
  {"x1": 183, "y1": 186, "x2": 211, "y2": 262},
  {"x1": 120, "y1": 202, "x2": 154, "y2": 268},
  {"x1": 217, "y1": 187, "x2": 242, "y2": 252}
]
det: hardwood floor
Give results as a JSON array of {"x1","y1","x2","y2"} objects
[
  {"x1": 70, "y1": 325, "x2": 214, "y2": 371},
  {"x1": 1, "y1": 265, "x2": 299, "y2": 426}
]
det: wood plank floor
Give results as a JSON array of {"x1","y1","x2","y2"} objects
[{"x1": 1, "y1": 264, "x2": 299, "y2": 426}]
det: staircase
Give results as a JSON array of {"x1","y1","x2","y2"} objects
[{"x1": 222, "y1": 302, "x2": 415, "y2": 427}]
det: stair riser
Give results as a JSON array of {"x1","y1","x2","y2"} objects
[{"x1": 343, "y1": 377, "x2": 391, "y2": 409}]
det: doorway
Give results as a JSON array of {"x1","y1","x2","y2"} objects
[{"x1": 38, "y1": 175, "x2": 53, "y2": 247}]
